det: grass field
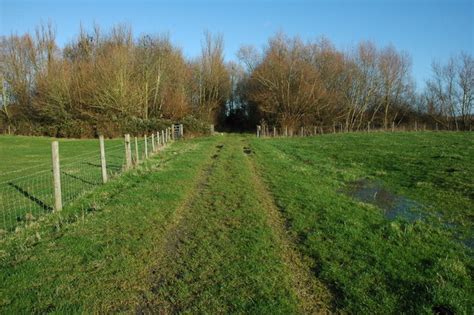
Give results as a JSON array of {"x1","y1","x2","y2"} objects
[
  {"x1": 0, "y1": 135, "x2": 147, "y2": 231},
  {"x1": 0, "y1": 136, "x2": 124, "y2": 181},
  {"x1": 250, "y1": 132, "x2": 473, "y2": 313},
  {"x1": 0, "y1": 132, "x2": 472, "y2": 313}
]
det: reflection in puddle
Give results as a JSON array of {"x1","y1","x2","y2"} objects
[
  {"x1": 341, "y1": 179, "x2": 473, "y2": 250},
  {"x1": 462, "y1": 238, "x2": 474, "y2": 249},
  {"x1": 342, "y1": 179, "x2": 426, "y2": 222}
]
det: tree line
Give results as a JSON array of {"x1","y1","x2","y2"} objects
[
  {"x1": 0, "y1": 23, "x2": 230, "y2": 137},
  {"x1": 1, "y1": 24, "x2": 472, "y2": 137},
  {"x1": 235, "y1": 33, "x2": 473, "y2": 132}
]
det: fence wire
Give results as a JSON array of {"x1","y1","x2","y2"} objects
[{"x1": 0, "y1": 133, "x2": 170, "y2": 233}]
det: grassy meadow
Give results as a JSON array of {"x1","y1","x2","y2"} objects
[
  {"x1": 0, "y1": 132, "x2": 472, "y2": 313},
  {"x1": 0, "y1": 135, "x2": 141, "y2": 231},
  {"x1": 250, "y1": 132, "x2": 473, "y2": 313},
  {"x1": 0, "y1": 136, "x2": 124, "y2": 181}
]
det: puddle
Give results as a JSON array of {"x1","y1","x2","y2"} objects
[
  {"x1": 341, "y1": 179, "x2": 426, "y2": 222},
  {"x1": 243, "y1": 147, "x2": 252, "y2": 155},
  {"x1": 461, "y1": 238, "x2": 474, "y2": 249},
  {"x1": 342, "y1": 179, "x2": 473, "y2": 250}
]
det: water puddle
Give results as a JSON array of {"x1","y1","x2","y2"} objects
[
  {"x1": 341, "y1": 179, "x2": 426, "y2": 222},
  {"x1": 341, "y1": 179, "x2": 473, "y2": 250},
  {"x1": 461, "y1": 238, "x2": 474, "y2": 249}
]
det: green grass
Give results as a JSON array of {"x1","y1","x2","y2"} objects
[
  {"x1": 250, "y1": 132, "x2": 474, "y2": 314},
  {"x1": 0, "y1": 135, "x2": 124, "y2": 181},
  {"x1": 0, "y1": 135, "x2": 151, "y2": 231},
  {"x1": 141, "y1": 135, "x2": 325, "y2": 313},
  {"x1": 0, "y1": 132, "x2": 472, "y2": 313},
  {"x1": 0, "y1": 136, "x2": 217, "y2": 312}
]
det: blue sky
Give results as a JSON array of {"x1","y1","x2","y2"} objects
[{"x1": 1, "y1": 0, "x2": 473, "y2": 89}]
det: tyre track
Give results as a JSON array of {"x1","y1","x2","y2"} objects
[
  {"x1": 138, "y1": 136, "x2": 332, "y2": 314},
  {"x1": 243, "y1": 141, "x2": 334, "y2": 314},
  {"x1": 137, "y1": 141, "x2": 224, "y2": 314}
]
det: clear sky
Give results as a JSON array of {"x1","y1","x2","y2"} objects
[{"x1": 1, "y1": 0, "x2": 473, "y2": 89}]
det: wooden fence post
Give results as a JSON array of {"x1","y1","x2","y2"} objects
[
  {"x1": 144, "y1": 134, "x2": 148, "y2": 159},
  {"x1": 162, "y1": 130, "x2": 165, "y2": 145},
  {"x1": 333, "y1": 122, "x2": 336, "y2": 134},
  {"x1": 125, "y1": 134, "x2": 132, "y2": 170},
  {"x1": 367, "y1": 122, "x2": 371, "y2": 132},
  {"x1": 257, "y1": 125, "x2": 260, "y2": 138},
  {"x1": 151, "y1": 133, "x2": 155, "y2": 152},
  {"x1": 99, "y1": 135, "x2": 108, "y2": 184},
  {"x1": 285, "y1": 126, "x2": 288, "y2": 137},
  {"x1": 392, "y1": 121, "x2": 395, "y2": 132},
  {"x1": 134, "y1": 137, "x2": 139, "y2": 164},
  {"x1": 51, "y1": 141, "x2": 63, "y2": 211},
  {"x1": 179, "y1": 124, "x2": 184, "y2": 138},
  {"x1": 210, "y1": 124, "x2": 214, "y2": 134},
  {"x1": 171, "y1": 124, "x2": 175, "y2": 140}
]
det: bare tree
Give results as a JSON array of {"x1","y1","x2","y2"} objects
[
  {"x1": 191, "y1": 31, "x2": 231, "y2": 124},
  {"x1": 426, "y1": 53, "x2": 473, "y2": 130}
]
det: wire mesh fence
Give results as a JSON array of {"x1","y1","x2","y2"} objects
[
  {"x1": 0, "y1": 169, "x2": 54, "y2": 231},
  {"x1": 0, "y1": 126, "x2": 182, "y2": 233}
]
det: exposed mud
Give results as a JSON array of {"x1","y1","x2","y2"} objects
[
  {"x1": 432, "y1": 305, "x2": 455, "y2": 315},
  {"x1": 243, "y1": 146, "x2": 253, "y2": 155}
]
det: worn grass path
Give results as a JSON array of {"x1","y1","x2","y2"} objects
[
  {"x1": 140, "y1": 134, "x2": 331, "y2": 313},
  {"x1": 1, "y1": 134, "x2": 331, "y2": 313}
]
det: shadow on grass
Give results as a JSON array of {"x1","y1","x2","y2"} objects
[
  {"x1": 8, "y1": 182, "x2": 53, "y2": 212},
  {"x1": 84, "y1": 161, "x2": 122, "y2": 172},
  {"x1": 61, "y1": 171, "x2": 100, "y2": 186}
]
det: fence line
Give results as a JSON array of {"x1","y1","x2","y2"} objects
[
  {"x1": 0, "y1": 125, "x2": 185, "y2": 233},
  {"x1": 255, "y1": 121, "x2": 471, "y2": 138}
]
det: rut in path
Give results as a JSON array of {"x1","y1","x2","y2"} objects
[
  {"x1": 243, "y1": 140, "x2": 333, "y2": 314},
  {"x1": 137, "y1": 141, "x2": 224, "y2": 313},
  {"x1": 139, "y1": 135, "x2": 332, "y2": 314}
]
